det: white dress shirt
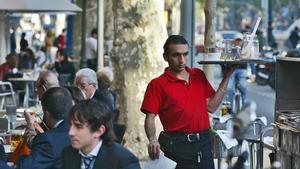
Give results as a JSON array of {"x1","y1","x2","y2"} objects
[{"x1": 79, "y1": 140, "x2": 103, "y2": 169}]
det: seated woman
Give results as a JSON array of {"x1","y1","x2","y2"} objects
[
  {"x1": 96, "y1": 67, "x2": 117, "y2": 117},
  {"x1": 0, "y1": 53, "x2": 19, "y2": 81},
  {"x1": 0, "y1": 54, "x2": 24, "y2": 99},
  {"x1": 54, "y1": 50, "x2": 75, "y2": 86},
  {"x1": 97, "y1": 68, "x2": 126, "y2": 143},
  {"x1": 19, "y1": 48, "x2": 35, "y2": 70}
]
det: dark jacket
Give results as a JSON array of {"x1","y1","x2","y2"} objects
[
  {"x1": 54, "y1": 60, "x2": 75, "y2": 75},
  {"x1": 55, "y1": 60, "x2": 75, "y2": 86},
  {"x1": 61, "y1": 142, "x2": 141, "y2": 169},
  {"x1": 16, "y1": 120, "x2": 70, "y2": 169},
  {"x1": 93, "y1": 89, "x2": 116, "y2": 113}
]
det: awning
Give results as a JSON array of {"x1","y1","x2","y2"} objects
[{"x1": 0, "y1": 0, "x2": 82, "y2": 13}]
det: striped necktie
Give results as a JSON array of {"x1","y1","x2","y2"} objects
[{"x1": 82, "y1": 155, "x2": 95, "y2": 169}]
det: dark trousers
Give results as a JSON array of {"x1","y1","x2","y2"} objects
[{"x1": 159, "y1": 130, "x2": 215, "y2": 169}]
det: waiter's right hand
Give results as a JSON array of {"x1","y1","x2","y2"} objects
[{"x1": 148, "y1": 140, "x2": 160, "y2": 160}]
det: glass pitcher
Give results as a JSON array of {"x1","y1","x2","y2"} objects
[{"x1": 240, "y1": 32, "x2": 259, "y2": 59}]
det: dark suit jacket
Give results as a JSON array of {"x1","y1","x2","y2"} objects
[
  {"x1": 92, "y1": 89, "x2": 102, "y2": 101},
  {"x1": 16, "y1": 120, "x2": 70, "y2": 169},
  {"x1": 61, "y1": 142, "x2": 141, "y2": 169},
  {"x1": 0, "y1": 161, "x2": 11, "y2": 169}
]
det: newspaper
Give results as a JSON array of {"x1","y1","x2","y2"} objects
[
  {"x1": 216, "y1": 130, "x2": 239, "y2": 150},
  {"x1": 143, "y1": 154, "x2": 176, "y2": 169}
]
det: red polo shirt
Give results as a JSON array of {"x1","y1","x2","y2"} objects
[{"x1": 141, "y1": 67, "x2": 215, "y2": 134}]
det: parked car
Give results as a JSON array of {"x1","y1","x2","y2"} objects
[{"x1": 273, "y1": 19, "x2": 300, "y2": 41}]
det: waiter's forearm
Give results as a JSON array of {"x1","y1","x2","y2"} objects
[
  {"x1": 144, "y1": 112, "x2": 157, "y2": 142},
  {"x1": 207, "y1": 76, "x2": 230, "y2": 112}
]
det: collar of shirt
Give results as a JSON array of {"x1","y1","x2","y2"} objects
[
  {"x1": 53, "y1": 119, "x2": 64, "y2": 128},
  {"x1": 90, "y1": 89, "x2": 96, "y2": 99},
  {"x1": 79, "y1": 139, "x2": 103, "y2": 157},
  {"x1": 164, "y1": 66, "x2": 194, "y2": 82}
]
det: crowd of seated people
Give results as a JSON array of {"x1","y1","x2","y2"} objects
[
  {"x1": 0, "y1": 65, "x2": 140, "y2": 169},
  {"x1": 1, "y1": 29, "x2": 138, "y2": 167}
]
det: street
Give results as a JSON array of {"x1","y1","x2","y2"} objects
[
  {"x1": 248, "y1": 82, "x2": 275, "y2": 125},
  {"x1": 211, "y1": 66, "x2": 276, "y2": 126}
]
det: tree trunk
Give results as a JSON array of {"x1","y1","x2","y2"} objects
[
  {"x1": 103, "y1": 0, "x2": 114, "y2": 66},
  {"x1": 165, "y1": 0, "x2": 181, "y2": 35},
  {"x1": 111, "y1": 0, "x2": 167, "y2": 159},
  {"x1": 104, "y1": 0, "x2": 114, "y2": 42},
  {"x1": 203, "y1": 0, "x2": 217, "y2": 83}
]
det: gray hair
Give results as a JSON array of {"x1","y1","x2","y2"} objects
[
  {"x1": 75, "y1": 68, "x2": 98, "y2": 88},
  {"x1": 38, "y1": 71, "x2": 59, "y2": 89},
  {"x1": 98, "y1": 67, "x2": 114, "y2": 82}
]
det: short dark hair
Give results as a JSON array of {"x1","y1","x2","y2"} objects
[
  {"x1": 57, "y1": 49, "x2": 68, "y2": 60},
  {"x1": 24, "y1": 48, "x2": 35, "y2": 59},
  {"x1": 163, "y1": 35, "x2": 188, "y2": 56},
  {"x1": 5, "y1": 53, "x2": 17, "y2": 61},
  {"x1": 63, "y1": 86, "x2": 85, "y2": 104},
  {"x1": 91, "y1": 28, "x2": 97, "y2": 36},
  {"x1": 69, "y1": 99, "x2": 116, "y2": 144},
  {"x1": 41, "y1": 87, "x2": 73, "y2": 121}
]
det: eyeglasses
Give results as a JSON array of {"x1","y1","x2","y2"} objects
[{"x1": 77, "y1": 83, "x2": 92, "y2": 90}]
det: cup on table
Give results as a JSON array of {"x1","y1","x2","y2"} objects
[{"x1": 6, "y1": 105, "x2": 17, "y2": 129}]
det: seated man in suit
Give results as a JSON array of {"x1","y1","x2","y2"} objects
[
  {"x1": 62, "y1": 99, "x2": 141, "y2": 169},
  {"x1": 16, "y1": 87, "x2": 73, "y2": 169},
  {"x1": 23, "y1": 71, "x2": 60, "y2": 148},
  {"x1": 0, "y1": 144, "x2": 11, "y2": 169},
  {"x1": 35, "y1": 71, "x2": 60, "y2": 100}
]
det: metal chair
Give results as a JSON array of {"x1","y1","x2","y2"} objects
[
  {"x1": 0, "y1": 81, "x2": 17, "y2": 109},
  {"x1": 244, "y1": 120, "x2": 265, "y2": 169},
  {"x1": 259, "y1": 125, "x2": 275, "y2": 169}
]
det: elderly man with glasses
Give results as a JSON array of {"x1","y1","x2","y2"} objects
[{"x1": 74, "y1": 68, "x2": 100, "y2": 100}]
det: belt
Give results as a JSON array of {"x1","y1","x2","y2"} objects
[{"x1": 168, "y1": 130, "x2": 210, "y2": 143}]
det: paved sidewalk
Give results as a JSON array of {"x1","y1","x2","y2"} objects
[
  {"x1": 140, "y1": 149, "x2": 272, "y2": 169},
  {"x1": 214, "y1": 149, "x2": 272, "y2": 169}
]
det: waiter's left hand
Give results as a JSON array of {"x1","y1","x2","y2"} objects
[{"x1": 221, "y1": 65, "x2": 235, "y2": 78}]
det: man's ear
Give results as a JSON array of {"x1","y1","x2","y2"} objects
[
  {"x1": 94, "y1": 125, "x2": 106, "y2": 139},
  {"x1": 43, "y1": 110, "x2": 52, "y2": 128},
  {"x1": 163, "y1": 53, "x2": 168, "y2": 62}
]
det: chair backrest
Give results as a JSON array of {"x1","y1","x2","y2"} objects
[
  {"x1": 0, "y1": 81, "x2": 16, "y2": 109},
  {"x1": 0, "y1": 118, "x2": 9, "y2": 133},
  {"x1": 0, "y1": 81, "x2": 15, "y2": 95}
]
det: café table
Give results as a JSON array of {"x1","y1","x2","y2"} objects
[{"x1": 8, "y1": 72, "x2": 39, "y2": 108}]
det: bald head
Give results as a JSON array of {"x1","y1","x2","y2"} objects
[{"x1": 36, "y1": 71, "x2": 59, "y2": 99}]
